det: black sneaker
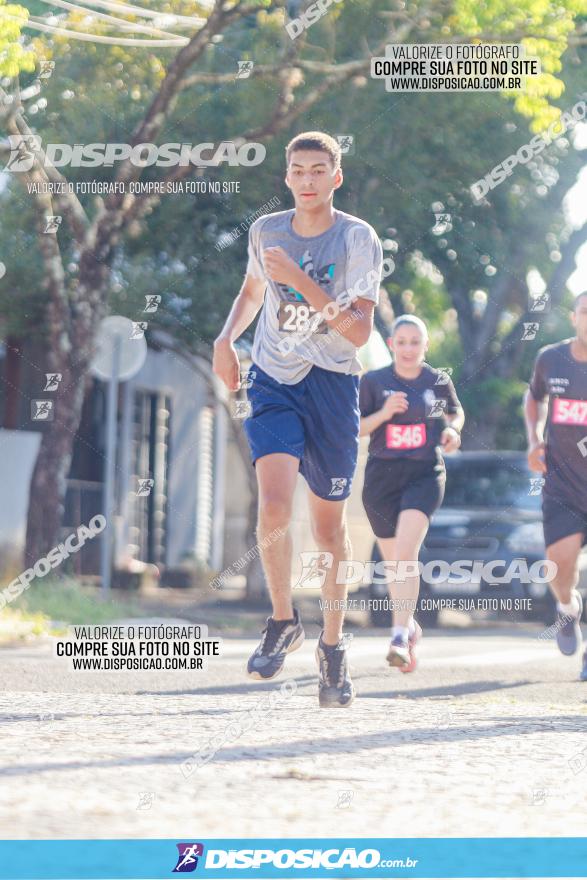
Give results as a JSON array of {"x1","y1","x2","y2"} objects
[
  {"x1": 315, "y1": 632, "x2": 355, "y2": 708},
  {"x1": 555, "y1": 592, "x2": 583, "y2": 656},
  {"x1": 246, "y1": 609, "x2": 305, "y2": 680}
]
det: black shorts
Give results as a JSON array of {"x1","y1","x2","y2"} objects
[
  {"x1": 542, "y1": 493, "x2": 587, "y2": 549},
  {"x1": 362, "y1": 456, "x2": 446, "y2": 539}
]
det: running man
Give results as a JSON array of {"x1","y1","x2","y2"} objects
[
  {"x1": 359, "y1": 315, "x2": 464, "y2": 671},
  {"x1": 525, "y1": 291, "x2": 587, "y2": 681},
  {"x1": 213, "y1": 131, "x2": 383, "y2": 707}
]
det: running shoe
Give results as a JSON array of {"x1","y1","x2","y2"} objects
[
  {"x1": 315, "y1": 632, "x2": 355, "y2": 708},
  {"x1": 386, "y1": 635, "x2": 410, "y2": 668},
  {"x1": 399, "y1": 620, "x2": 423, "y2": 674},
  {"x1": 580, "y1": 649, "x2": 587, "y2": 682},
  {"x1": 555, "y1": 592, "x2": 583, "y2": 656},
  {"x1": 246, "y1": 609, "x2": 305, "y2": 680}
]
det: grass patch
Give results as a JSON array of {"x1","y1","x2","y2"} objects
[
  {"x1": 0, "y1": 606, "x2": 54, "y2": 643},
  {"x1": 10, "y1": 577, "x2": 142, "y2": 627}
]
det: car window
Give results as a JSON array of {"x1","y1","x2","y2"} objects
[{"x1": 444, "y1": 460, "x2": 541, "y2": 511}]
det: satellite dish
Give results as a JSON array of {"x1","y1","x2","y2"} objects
[{"x1": 90, "y1": 315, "x2": 147, "y2": 381}]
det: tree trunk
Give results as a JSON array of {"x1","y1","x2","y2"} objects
[
  {"x1": 24, "y1": 266, "x2": 109, "y2": 566},
  {"x1": 24, "y1": 356, "x2": 89, "y2": 567}
]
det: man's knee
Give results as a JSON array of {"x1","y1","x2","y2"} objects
[
  {"x1": 311, "y1": 520, "x2": 348, "y2": 550},
  {"x1": 547, "y1": 547, "x2": 577, "y2": 586},
  {"x1": 259, "y1": 495, "x2": 293, "y2": 531}
]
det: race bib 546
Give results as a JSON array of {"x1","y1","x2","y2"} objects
[
  {"x1": 552, "y1": 397, "x2": 587, "y2": 425},
  {"x1": 386, "y1": 423, "x2": 427, "y2": 449}
]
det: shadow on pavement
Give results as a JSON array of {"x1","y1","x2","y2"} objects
[
  {"x1": 1, "y1": 714, "x2": 586, "y2": 776},
  {"x1": 359, "y1": 679, "x2": 533, "y2": 699},
  {"x1": 137, "y1": 674, "x2": 317, "y2": 697}
]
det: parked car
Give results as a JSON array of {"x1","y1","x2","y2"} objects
[{"x1": 366, "y1": 451, "x2": 587, "y2": 627}]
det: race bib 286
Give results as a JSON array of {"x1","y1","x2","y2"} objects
[
  {"x1": 552, "y1": 397, "x2": 587, "y2": 425},
  {"x1": 386, "y1": 423, "x2": 426, "y2": 449}
]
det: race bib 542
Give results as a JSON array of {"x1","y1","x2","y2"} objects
[
  {"x1": 386, "y1": 423, "x2": 427, "y2": 449},
  {"x1": 552, "y1": 397, "x2": 587, "y2": 425}
]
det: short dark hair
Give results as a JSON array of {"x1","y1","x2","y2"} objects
[
  {"x1": 573, "y1": 291, "x2": 587, "y2": 311},
  {"x1": 285, "y1": 131, "x2": 341, "y2": 169}
]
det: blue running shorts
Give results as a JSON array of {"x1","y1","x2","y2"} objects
[{"x1": 244, "y1": 363, "x2": 360, "y2": 501}]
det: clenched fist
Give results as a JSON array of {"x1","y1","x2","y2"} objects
[
  {"x1": 263, "y1": 247, "x2": 302, "y2": 288},
  {"x1": 213, "y1": 337, "x2": 240, "y2": 392},
  {"x1": 380, "y1": 392, "x2": 409, "y2": 420}
]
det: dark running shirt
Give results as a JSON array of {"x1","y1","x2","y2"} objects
[
  {"x1": 359, "y1": 363, "x2": 461, "y2": 461},
  {"x1": 529, "y1": 339, "x2": 587, "y2": 511}
]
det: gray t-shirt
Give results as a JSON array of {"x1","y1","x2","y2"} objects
[{"x1": 246, "y1": 208, "x2": 383, "y2": 384}]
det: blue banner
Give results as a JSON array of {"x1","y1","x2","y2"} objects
[{"x1": 0, "y1": 838, "x2": 586, "y2": 879}]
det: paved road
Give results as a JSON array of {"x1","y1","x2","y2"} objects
[{"x1": 1, "y1": 624, "x2": 586, "y2": 839}]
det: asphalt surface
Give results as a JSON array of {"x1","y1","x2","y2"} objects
[{"x1": 1, "y1": 622, "x2": 586, "y2": 839}]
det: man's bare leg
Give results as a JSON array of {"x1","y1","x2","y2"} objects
[
  {"x1": 246, "y1": 453, "x2": 305, "y2": 680},
  {"x1": 256, "y1": 453, "x2": 300, "y2": 619},
  {"x1": 546, "y1": 532, "x2": 584, "y2": 656},
  {"x1": 307, "y1": 491, "x2": 351, "y2": 643},
  {"x1": 308, "y1": 490, "x2": 355, "y2": 707}
]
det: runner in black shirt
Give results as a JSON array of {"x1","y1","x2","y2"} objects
[
  {"x1": 360, "y1": 315, "x2": 464, "y2": 671},
  {"x1": 525, "y1": 291, "x2": 587, "y2": 680}
]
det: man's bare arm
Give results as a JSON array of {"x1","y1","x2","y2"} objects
[
  {"x1": 524, "y1": 389, "x2": 548, "y2": 473},
  {"x1": 262, "y1": 247, "x2": 376, "y2": 346},
  {"x1": 213, "y1": 274, "x2": 265, "y2": 391}
]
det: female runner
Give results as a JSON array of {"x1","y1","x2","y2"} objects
[{"x1": 359, "y1": 314, "x2": 465, "y2": 671}]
